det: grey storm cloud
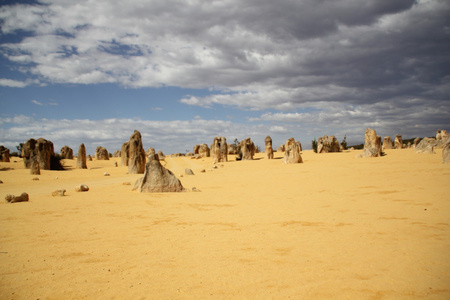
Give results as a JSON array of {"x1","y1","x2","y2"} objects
[{"x1": 1, "y1": 0, "x2": 449, "y2": 147}]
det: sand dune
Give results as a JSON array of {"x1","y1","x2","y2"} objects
[{"x1": 1, "y1": 149, "x2": 449, "y2": 299}]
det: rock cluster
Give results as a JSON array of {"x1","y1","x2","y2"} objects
[
  {"x1": 60, "y1": 145, "x2": 74, "y2": 159},
  {"x1": 317, "y1": 135, "x2": 339, "y2": 153},
  {"x1": 265, "y1": 136, "x2": 274, "y2": 159},
  {"x1": 283, "y1": 138, "x2": 303, "y2": 164},
  {"x1": 133, "y1": 154, "x2": 184, "y2": 192},
  {"x1": 22, "y1": 138, "x2": 59, "y2": 170},
  {"x1": 0, "y1": 146, "x2": 10, "y2": 162},
  {"x1": 194, "y1": 144, "x2": 210, "y2": 157}
]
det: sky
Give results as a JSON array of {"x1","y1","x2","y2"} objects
[{"x1": 0, "y1": 0, "x2": 449, "y2": 155}]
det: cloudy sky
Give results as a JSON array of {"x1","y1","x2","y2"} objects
[{"x1": 1, "y1": 0, "x2": 449, "y2": 155}]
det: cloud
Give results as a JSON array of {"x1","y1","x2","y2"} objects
[
  {"x1": 31, "y1": 99, "x2": 43, "y2": 106},
  {"x1": 0, "y1": 78, "x2": 28, "y2": 88}
]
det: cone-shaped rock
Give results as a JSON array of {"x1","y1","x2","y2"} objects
[
  {"x1": 211, "y1": 136, "x2": 228, "y2": 163},
  {"x1": 76, "y1": 144, "x2": 87, "y2": 169},
  {"x1": 265, "y1": 136, "x2": 274, "y2": 159},
  {"x1": 128, "y1": 130, "x2": 146, "y2": 174},
  {"x1": 134, "y1": 154, "x2": 184, "y2": 192},
  {"x1": 360, "y1": 128, "x2": 382, "y2": 157}
]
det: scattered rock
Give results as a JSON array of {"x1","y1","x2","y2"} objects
[
  {"x1": 52, "y1": 189, "x2": 66, "y2": 197},
  {"x1": 104, "y1": 172, "x2": 110, "y2": 176},
  {"x1": 77, "y1": 144, "x2": 87, "y2": 169},
  {"x1": 0, "y1": 180, "x2": 3, "y2": 183},
  {"x1": 133, "y1": 154, "x2": 184, "y2": 193},
  {"x1": 122, "y1": 182, "x2": 131, "y2": 185},
  {"x1": 114, "y1": 162, "x2": 118, "y2": 167},
  {"x1": 200, "y1": 169, "x2": 206, "y2": 173},
  {"x1": 185, "y1": 168, "x2": 195, "y2": 175},
  {"x1": 75, "y1": 184, "x2": 89, "y2": 192},
  {"x1": 32, "y1": 177, "x2": 39, "y2": 181},
  {"x1": 5, "y1": 192, "x2": 29, "y2": 203},
  {"x1": 191, "y1": 187, "x2": 201, "y2": 192}
]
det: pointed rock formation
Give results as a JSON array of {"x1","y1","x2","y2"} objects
[
  {"x1": 239, "y1": 137, "x2": 255, "y2": 160},
  {"x1": 76, "y1": 144, "x2": 87, "y2": 169},
  {"x1": 30, "y1": 158, "x2": 40, "y2": 175},
  {"x1": 127, "y1": 130, "x2": 146, "y2": 174},
  {"x1": 394, "y1": 135, "x2": 403, "y2": 149},
  {"x1": 283, "y1": 138, "x2": 303, "y2": 164},
  {"x1": 60, "y1": 145, "x2": 74, "y2": 159},
  {"x1": 121, "y1": 142, "x2": 130, "y2": 166},
  {"x1": 317, "y1": 135, "x2": 339, "y2": 153},
  {"x1": 265, "y1": 136, "x2": 274, "y2": 159},
  {"x1": 133, "y1": 154, "x2": 184, "y2": 192}
]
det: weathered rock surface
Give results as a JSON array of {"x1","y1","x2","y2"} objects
[
  {"x1": 211, "y1": 136, "x2": 228, "y2": 163},
  {"x1": 413, "y1": 137, "x2": 421, "y2": 148},
  {"x1": 383, "y1": 137, "x2": 393, "y2": 150},
  {"x1": 317, "y1": 135, "x2": 339, "y2": 153},
  {"x1": 415, "y1": 137, "x2": 438, "y2": 151},
  {"x1": 127, "y1": 130, "x2": 146, "y2": 174},
  {"x1": 146, "y1": 147, "x2": 156, "y2": 157},
  {"x1": 265, "y1": 136, "x2": 274, "y2": 159},
  {"x1": 157, "y1": 151, "x2": 165, "y2": 160},
  {"x1": 52, "y1": 189, "x2": 66, "y2": 197},
  {"x1": 30, "y1": 158, "x2": 40, "y2": 175},
  {"x1": 77, "y1": 144, "x2": 87, "y2": 169},
  {"x1": 75, "y1": 184, "x2": 89, "y2": 192},
  {"x1": 95, "y1": 146, "x2": 109, "y2": 160},
  {"x1": 60, "y1": 145, "x2": 73, "y2": 159},
  {"x1": 113, "y1": 150, "x2": 121, "y2": 157},
  {"x1": 5, "y1": 192, "x2": 29, "y2": 203},
  {"x1": 359, "y1": 128, "x2": 382, "y2": 158},
  {"x1": 23, "y1": 138, "x2": 55, "y2": 170},
  {"x1": 133, "y1": 154, "x2": 184, "y2": 193},
  {"x1": 283, "y1": 138, "x2": 303, "y2": 164},
  {"x1": 395, "y1": 135, "x2": 403, "y2": 149},
  {"x1": 239, "y1": 138, "x2": 256, "y2": 160},
  {"x1": 416, "y1": 145, "x2": 435, "y2": 154},
  {"x1": 185, "y1": 168, "x2": 194, "y2": 175},
  {"x1": 443, "y1": 141, "x2": 450, "y2": 163},
  {"x1": 0, "y1": 145, "x2": 10, "y2": 162},
  {"x1": 121, "y1": 142, "x2": 130, "y2": 166},
  {"x1": 277, "y1": 144, "x2": 285, "y2": 152},
  {"x1": 194, "y1": 144, "x2": 210, "y2": 158},
  {"x1": 436, "y1": 130, "x2": 448, "y2": 141}
]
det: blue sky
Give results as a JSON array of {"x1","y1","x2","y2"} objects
[{"x1": 1, "y1": 0, "x2": 449, "y2": 155}]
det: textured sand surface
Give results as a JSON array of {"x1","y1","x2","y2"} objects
[{"x1": 0, "y1": 149, "x2": 449, "y2": 299}]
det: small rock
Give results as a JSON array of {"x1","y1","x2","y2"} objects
[
  {"x1": 200, "y1": 169, "x2": 206, "y2": 173},
  {"x1": 114, "y1": 162, "x2": 118, "y2": 167},
  {"x1": 32, "y1": 177, "x2": 39, "y2": 181},
  {"x1": 75, "y1": 184, "x2": 89, "y2": 192},
  {"x1": 5, "y1": 192, "x2": 29, "y2": 203},
  {"x1": 191, "y1": 187, "x2": 201, "y2": 192},
  {"x1": 185, "y1": 168, "x2": 194, "y2": 175},
  {"x1": 55, "y1": 176, "x2": 59, "y2": 179},
  {"x1": 104, "y1": 172, "x2": 110, "y2": 176},
  {"x1": 212, "y1": 165, "x2": 218, "y2": 169},
  {"x1": 52, "y1": 189, "x2": 66, "y2": 197},
  {"x1": 122, "y1": 182, "x2": 131, "y2": 185},
  {"x1": 0, "y1": 180, "x2": 3, "y2": 183}
]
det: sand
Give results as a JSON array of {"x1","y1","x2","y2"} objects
[{"x1": 0, "y1": 149, "x2": 449, "y2": 299}]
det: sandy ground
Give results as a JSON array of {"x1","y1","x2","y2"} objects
[{"x1": 0, "y1": 149, "x2": 449, "y2": 299}]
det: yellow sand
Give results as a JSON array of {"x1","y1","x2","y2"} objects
[{"x1": 0, "y1": 149, "x2": 449, "y2": 299}]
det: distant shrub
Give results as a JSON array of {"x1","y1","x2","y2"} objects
[{"x1": 312, "y1": 139, "x2": 318, "y2": 153}]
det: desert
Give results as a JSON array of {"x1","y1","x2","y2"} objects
[{"x1": 0, "y1": 143, "x2": 449, "y2": 299}]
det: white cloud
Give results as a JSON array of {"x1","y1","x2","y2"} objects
[
  {"x1": 31, "y1": 100, "x2": 43, "y2": 106},
  {"x1": 0, "y1": 78, "x2": 28, "y2": 88}
]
